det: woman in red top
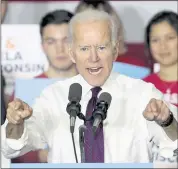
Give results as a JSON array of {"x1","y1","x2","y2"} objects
[
  {"x1": 144, "y1": 11, "x2": 178, "y2": 107},
  {"x1": 143, "y1": 11, "x2": 178, "y2": 165}
]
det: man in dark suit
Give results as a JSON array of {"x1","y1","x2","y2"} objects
[
  {"x1": 1, "y1": 1, "x2": 11, "y2": 168},
  {"x1": 1, "y1": 0, "x2": 8, "y2": 125},
  {"x1": 1, "y1": 75, "x2": 6, "y2": 125}
]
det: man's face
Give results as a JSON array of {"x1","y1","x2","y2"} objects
[
  {"x1": 69, "y1": 20, "x2": 118, "y2": 86},
  {"x1": 42, "y1": 23, "x2": 74, "y2": 71},
  {"x1": 1, "y1": 1, "x2": 8, "y2": 22}
]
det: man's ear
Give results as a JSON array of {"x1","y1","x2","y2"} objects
[
  {"x1": 68, "y1": 44, "x2": 76, "y2": 63},
  {"x1": 113, "y1": 41, "x2": 119, "y2": 61}
]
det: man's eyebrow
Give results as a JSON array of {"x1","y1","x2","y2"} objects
[
  {"x1": 43, "y1": 37, "x2": 55, "y2": 40},
  {"x1": 78, "y1": 45, "x2": 91, "y2": 47},
  {"x1": 43, "y1": 37, "x2": 68, "y2": 41}
]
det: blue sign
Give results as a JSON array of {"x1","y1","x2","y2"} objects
[{"x1": 112, "y1": 62, "x2": 150, "y2": 79}]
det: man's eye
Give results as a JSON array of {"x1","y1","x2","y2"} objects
[
  {"x1": 98, "y1": 46, "x2": 106, "y2": 50},
  {"x1": 98, "y1": 46, "x2": 106, "y2": 51},
  {"x1": 80, "y1": 47, "x2": 88, "y2": 51},
  {"x1": 45, "y1": 39, "x2": 55, "y2": 45}
]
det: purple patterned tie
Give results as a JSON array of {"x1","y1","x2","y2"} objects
[{"x1": 84, "y1": 87, "x2": 104, "y2": 163}]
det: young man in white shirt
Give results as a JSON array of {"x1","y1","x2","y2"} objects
[
  {"x1": 1, "y1": 9, "x2": 178, "y2": 163},
  {"x1": 10, "y1": 9, "x2": 78, "y2": 164}
]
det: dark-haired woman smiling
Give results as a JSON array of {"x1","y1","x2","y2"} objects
[{"x1": 144, "y1": 10, "x2": 178, "y2": 165}]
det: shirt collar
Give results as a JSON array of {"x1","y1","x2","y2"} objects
[{"x1": 77, "y1": 72, "x2": 118, "y2": 98}]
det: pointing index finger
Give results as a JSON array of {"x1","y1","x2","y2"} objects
[
  {"x1": 14, "y1": 98, "x2": 24, "y2": 110},
  {"x1": 150, "y1": 99, "x2": 158, "y2": 112}
]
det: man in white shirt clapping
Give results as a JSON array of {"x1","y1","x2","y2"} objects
[{"x1": 1, "y1": 9, "x2": 178, "y2": 163}]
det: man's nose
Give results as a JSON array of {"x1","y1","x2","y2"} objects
[
  {"x1": 89, "y1": 47, "x2": 99, "y2": 62},
  {"x1": 56, "y1": 41, "x2": 64, "y2": 53}
]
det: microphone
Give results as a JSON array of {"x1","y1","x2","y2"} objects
[
  {"x1": 92, "y1": 92, "x2": 112, "y2": 134},
  {"x1": 66, "y1": 83, "x2": 82, "y2": 133}
]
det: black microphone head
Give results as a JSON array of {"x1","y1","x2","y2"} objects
[
  {"x1": 98, "y1": 92, "x2": 112, "y2": 107},
  {"x1": 68, "y1": 83, "x2": 82, "y2": 102}
]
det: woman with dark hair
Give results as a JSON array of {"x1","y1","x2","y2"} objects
[
  {"x1": 144, "y1": 11, "x2": 178, "y2": 107},
  {"x1": 143, "y1": 10, "x2": 178, "y2": 165}
]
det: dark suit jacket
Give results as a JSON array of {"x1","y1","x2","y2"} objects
[{"x1": 1, "y1": 74, "x2": 6, "y2": 125}]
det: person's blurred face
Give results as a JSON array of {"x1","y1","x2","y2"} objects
[
  {"x1": 150, "y1": 21, "x2": 178, "y2": 67},
  {"x1": 1, "y1": 1, "x2": 8, "y2": 22},
  {"x1": 42, "y1": 23, "x2": 74, "y2": 71},
  {"x1": 69, "y1": 20, "x2": 118, "y2": 87}
]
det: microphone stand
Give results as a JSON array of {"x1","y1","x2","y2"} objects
[
  {"x1": 79, "y1": 124, "x2": 86, "y2": 163},
  {"x1": 78, "y1": 114, "x2": 92, "y2": 163}
]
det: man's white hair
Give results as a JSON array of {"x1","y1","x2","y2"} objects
[{"x1": 68, "y1": 9, "x2": 118, "y2": 43}]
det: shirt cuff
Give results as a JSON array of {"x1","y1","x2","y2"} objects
[
  {"x1": 5, "y1": 121, "x2": 28, "y2": 151},
  {"x1": 159, "y1": 139, "x2": 177, "y2": 158}
]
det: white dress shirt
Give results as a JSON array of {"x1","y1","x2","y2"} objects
[
  {"x1": 1, "y1": 126, "x2": 11, "y2": 168},
  {"x1": 1, "y1": 72, "x2": 177, "y2": 163},
  {"x1": 1, "y1": 152, "x2": 10, "y2": 168}
]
